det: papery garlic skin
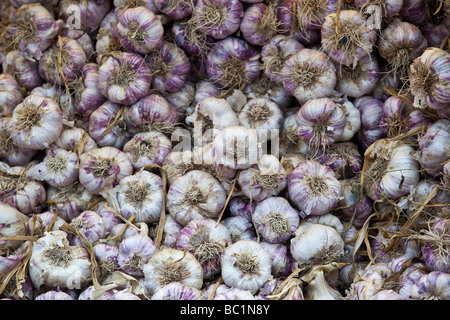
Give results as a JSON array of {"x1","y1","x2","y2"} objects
[
  {"x1": 238, "y1": 98, "x2": 283, "y2": 136},
  {"x1": 282, "y1": 49, "x2": 336, "y2": 104},
  {"x1": 114, "y1": 6, "x2": 163, "y2": 55},
  {"x1": 95, "y1": 202, "x2": 122, "y2": 235},
  {"x1": 303, "y1": 269, "x2": 343, "y2": 300},
  {"x1": 154, "y1": 0, "x2": 193, "y2": 20},
  {"x1": 53, "y1": 127, "x2": 97, "y2": 154},
  {"x1": 363, "y1": 140, "x2": 420, "y2": 201},
  {"x1": 116, "y1": 170, "x2": 163, "y2": 224},
  {"x1": 222, "y1": 216, "x2": 257, "y2": 243},
  {"x1": 68, "y1": 210, "x2": 106, "y2": 247},
  {"x1": 176, "y1": 218, "x2": 232, "y2": 279},
  {"x1": 353, "y1": 96, "x2": 386, "y2": 149},
  {"x1": 369, "y1": 289, "x2": 408, "y2": 300},
  {"x1": 332, "y1": 95, "x2": 361, "y2": 142},
  {"x1": 316, "y1": 142, "x2": 363, "y2": 179},
  {"x1": 143, "y1": 248, "x2": 203, "y2": 294},
  {"x1": 221, "y1": 240, "x2": 273, "y2": 294},
  {"x1": 0, "y1": 202, "x2": 28, "y2": 254},
  {"x1": 93, "y1": 243, "x2": 119, "y2": 280},
  {"x1": 0, "y1": 73, "x2": 24, "y2": 117},
  {"x1": 167, "y1": 170, "x2": 227, "y2": 226},
  {"x1": 151, "y1": 282, "x2": 204, "y2": 300},
  {"x1": 9, "y1": 94, "x2": 63, "y2": 150},
  {"x1": 259, "y1": 241, "x2": 295, "y2": 278},
  {"x1": 26, "y1": 148, "x2": 78, "y2": 188},
  {"x1": 337, "y1": 178, "x2": 373, "y2": 228},
  {"x1": 409, "y1": 47, "x2": 450, "y2": 110},
  {"x1": 410, "y1": 271, "x2": 450, "y2": 300},
  {"x1": 238, "y1": 155, "x2": 287, "y2": 202},
  {"x1": 2, "y1": 51, "x2": 43, "y2": 91},
  {"x1": 35, "y1": 291, "x2": 74, "y2": 300},
  {"x1": 288, "y1": 160, "x2": 342, "y2": 216},
  {"x1": 118, "y1": 234, "x2": 157, "y2": 277},
  {"x1": 243, "y1": 76, "x2": 292, "y2": 109},
  {"x1": 29, "y1": 230, "x2": 91, "y2": 289},
  {"x1": 420, "y1": 219, "x2": 450, "y2": 273},
  {"x1": 240, "y1": 2, "x2": 280, "y2": 46},
  {"x1": 213, "y1": 288, "x2": 257, "y2": 300},
  {"x1": 78, "y1": 146, "x2": 133, "y2": 195},
  {"x1": 0, "y1": 118, "x2": 36, "y2": 166}
]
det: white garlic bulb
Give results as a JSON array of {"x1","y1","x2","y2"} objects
[
  {"x1": 29, "y1": 230, "x2": 92, "y2": 289},
  {"x1": 220, "y1": 240, "x2": 273, "y2": 294},
  {"x1": 143, "y1": 248, "x2": 203, "y2": 294}
]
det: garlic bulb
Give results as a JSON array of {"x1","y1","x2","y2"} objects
[
  {"x1": 150, "y1": 213, "x2": 183, "y2": 249},
  {"x1": 337, "y1": 178, "x2": 373, "y2": 228},
  {"x1": 369, "y1": 290, "x2": 408, "y2": 300},
  {"x1": 259, "y1": 241, "x2": 295, "y2": 278},
  {"x1": 0, "y1": 202, "x2": 28, "y2": 254},
  {"x1": 123, "y1": 131, "x2": 172, "y2": 170},
  {"x1": 410, "y1": 271, "x2": 450, "y2": 300},
  {"x1": 362, "y1": 140, "x2": 420, "y2": 201},
  {"x1": 35, "y1": 291, "x2": 74, "y2": 300},
  {"x1": 94, "y1": 243, "x2": 119, "y2": 280},
  {"x1": 115, "y1": 170, "x2": 163, "y2": 224},
  {"x1": 29, "y1": 230, "x2": 91, "y2": 289},
  {"x1": 118, "y1": 234, "x2": 158, "y2": 277},
  {"x1": 222, "y1": 216, "x2": 257, "y2": 243},
  {"x1": 238, "y1": 98, "x2": 284, "y2": 137},
  {"x1": 288, "y1": 160, "x2": 342, "y2": 216},
  {"x1": 167, "y1": 170, "x2": 227, "y2": 226},
  {"x1": 332, "y1": 95, "x2": 362, "y2": 142},
  {"x1": 53, "y1": 127, "x2": 97, "y2": 154},
  {"x1": 221, "y1": 240, "x2": 273, "y2": 294},
  {"x1": 9, "y1": 94, "x2": 63, "y2": 150},
  {"x1": 315, "y1": 142, "x2": 363, "y2": 179},
  {"x1": 290, "y1": 223, "x2": 345, "y2": 267},
  {"x1": 279, "y1": 114, "x2": 311, "y2": 157},
  {"x1": 0, "y1": 118, "x2": 36, "y2": 167},
  {"x1": 238, "y1": 154, "x2": 287, "y2": 202},
  {"x1": 229, "y1": 195, "x2": 258, "y2": 222},
  {"x1": 253, "y1": 197, "x2": 301, "y2": 244},
  {"x1": 68, "y1": 210, "x2": 107, "y2": 247},
  {"x1": 143, "y1": 248, "x2": 203, "y2": 294},
  {"x1": 78, "y1": 146, "x2": 133, "y2": 195},
  {"x1": 175, "y1": 218, "x2": 232, "y2": 279},
  {"x1": 212, "y1": 126, "x2": 261, "y2": 170},
  {"x1": 418, "y1": 219, "x2": 450, "y2": 273},
  {"x1": 151, "y1": 282, "x2": 204, "y2": 300},
  {"x1": 25, "y1": 148, "x2": 79, "y2": 188},
  {"x1": 185, "y1": 97, "x2": 239, "y2": 145},
  {"x1": 213, "y1": 288, "x2": 257, "y2": 300},
  {"x1": 29, "y1": 211, "x2": 66, "y2": 234}
]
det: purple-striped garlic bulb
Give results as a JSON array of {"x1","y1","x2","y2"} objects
[
  {"x1": 0, "y1": 118, "x2": 36, "y2": 166},
  {"x1": 409, "y1": 47, "x2": 450, "y2": 110},
  {"x1": 355, "y1": 0, "x2": 404, "y2": 18},
  {"x1": 53, "y1": 127, "x2": 97, "y2": 154},
  {"x1": 114, "y1": 6, "x2": 163, "y2": 55},
  {"x1": 9, "y1": 94, "x2": 62, "y2": 150},
  {"x1": 331, "y1": 94, "x2": 361, "y2": 142},
  {"x1": 229, "y1": 196, "x2": 257, "y2": 222},
  {"x1": 363, "y1": 140, "x2": 420, "y2": 201},
  {"x1": 172, "y1": 19, "x2": 215, "y2": 57},
  {"x1": 212, "y1": 126, "x2": 261, "y2": 170},
  {"x1": 240, "y1": 1, "x2": 281, "y2": 46},
  {"x1": 118, "y1": 234, "x2": 158, "y2": 277},
  {"x1": 321, "y1": 10, "x2": 377, "y2": 68},
  {"x1": 145, "y1": 40, "x2": 191, "y2": 92},
  {"x1": 3, "y1": 3, "x2": 63, "y2": 60},
  {"x1": 397, "y1": 262, "x2": 427, "y2": 299},
  {"x1": 38, "y1": 36, "x2": 87, "y2": 86},
  {"x1": 95, "y1": 202, "x2": 122, "y2": 235},
  {"x1": 410, "y1": 271, "x2": 450, "y2": 300},
  {"x1": 353, "y1": 96, "x2": 386, "y2": 149},
  {"x1": 334, "y1": 53, "x2": 380, "y2": 99},
  {"x1": 2, "y1": 51, "x2": 43, "y2": 91},
  {"x1": 88, "y1": 101, "x2": 130, "y2": 150},
  {"x1": 253, "y1": 196, "x2": 301, "y2": 244},
  {"x1": 123, "y1": 131, "x2": 172, "y2": 170},
  {"x1": 60, "y1": 27, "x2": 95, "y2": 62},
  {"x1": 295, "y1": 0, "x2": 340, "y2": 30},
  {"x1": 155, "y1": 213, "x2": 183, "y2": 249},
  {"x1": 57, "y1": 0, "x2": 111, "y2": 31},
  {"x1": 151, "y1": 282, "x2": 204, "y2": 300},
  {"x1": 35, "y1": 291, "x2": 74, "y2": 300},
  {"x1": 238, "y1": 154, "x2": 287, "y2": 202},
  {"x1": 222, "y1": 216, "x2": 257, "y2": 243},
  {"x1": 124, "y1": 94, "x2": 178, "y2": 135},
  {"x1": 143, "y1": 248, "x2": 203, "y2": 294},
  {"x1": 185, "y1": 97, "x2": 239, "y2": 145},
  {"x1": 78, "y1": 146, "x2": 133, "y2": 195},
  {"x1": 93, "y1": 243, "x2": 119, "y2": 280},
  {"x1": 26, "y1": 148, "x2": 79, "y2": 188},
  {"x1": 418, "y1": 119, "x2": 450, "y2": 178},
  {"x1": 46, "y1": 181, "x2": 93, "y2": 222},
  {"x1": 114, "y1": 0, "x2": 159, "y2": 13},
  {"x1": 98, "y1": 52, "x2": 152, "y2": 105},
  {"x1": 295, "y1": 97, "x2": 346, "y2": 152},
  {"x1": 279, "y1": 114, "x2": 310, "y2": 157},
  {"x1": 68, "y1": 210, "x2": 106, "y2": 248},
  {"x1": 371, "y1": 65, "x2": 402, "y2": 102},
  {"x1": 290, "y1": 223, "x2": 345, "y2": 267},
  {"x1": 154, "y1": 0, "x2": 195, "y2": 20},
  {"x1": 379, "y1": 96, "x2": 432, "y2": 140},
  {"x1": 161, "y1": 80, "x2": 196, "y2": 121},
  {"x1": 175, "y1": 218, "x2": 232, "y2": 279},
  {"x1": 416, "y1": 219, "x2": 450, "y2": 273},
  {"x1": 315, "y1": 142, "x2": 363, "y2": 179},
  {"x1": 195, "y1": 80, "x2": 221, "y2": 103},
  {"x1": 166, "y1": 170, "x2": 227, "y2": 226},
  {"x1": 115, "y1": 170, "x2": 164, "y2": 224},
  {"x1": 238, "y1": 98, "x2": 283, "y2": 139},
  {"x1": 0, "y1": 74, "x2": 23, "y2": 117},
  {"x1": 259, "y1": 242, "x2": 295, "y2": 278},
  {"x1": 69, "y1": 63, "x2": 106, "y2": 118},
  {"x1": 281, "y1": 49, "x2": 337, "y2": 104},
  {"x1": 261, "y1": 35, "x2": 304, "y2": 85},
  {"x1": 206, "y1": 37, "x2": 260, "y2": 90},
  {"x1": 0, "y1": 163, "x2": 46, "y2": 215},
  {"x1": 378, "y1": 19, "x2": 427, "y2": 80},
  {"x1": 193, "y1": 0, "x2": 243, "y2": 40},
  {"x1": 221, "y1": 240, "x2": 273, "y2": 294},
  {"x1": 337, "y1": 178, "x2": 373, "y2": 228},
  {"x1": 0, "y1": 202, "x2": 28, "y2": 254},
  {"x1": 288, "y1": 160, "x2": 342, "y2": 216},
  {"x1": 421, "y1": 23, "x2": 449, "y2": 48}
]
